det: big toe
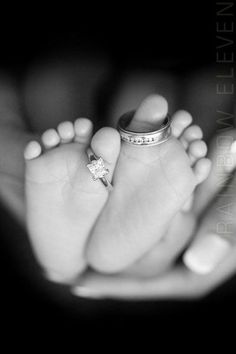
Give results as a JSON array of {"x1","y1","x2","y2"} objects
[
  {"x1": 128, "y1": 94, "x2": 168, "y2": 132},
  {"x1": 90, "y1": 127, "x2": 121, "y2": 181}
]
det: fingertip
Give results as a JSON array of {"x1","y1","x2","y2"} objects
[{"x1": 183, "y1": 233, "x2": 231, "y2": 274}]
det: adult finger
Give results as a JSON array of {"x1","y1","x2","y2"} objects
[
  {"x1": 71, "y1": 245, "x2": 236, "y2": 300},
  {"x1": 183, "y1": 137, "x2": 236, "y2": 275}
]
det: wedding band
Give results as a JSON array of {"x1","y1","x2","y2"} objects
[
  {"x1": 87, "y1": 149, "x2": 113, "y2": 191},
  {"x1": 117, "y1": 111, "x2": 172, "y2": 146}
]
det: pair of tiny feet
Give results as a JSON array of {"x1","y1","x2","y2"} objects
[{"x1": 24, "y1": 94, "x2": 211, "y2": 284}]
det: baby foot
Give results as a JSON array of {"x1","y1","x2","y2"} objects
[
  {"x1": 123, "y1": 211, "x2": 197, "y2": 278},
  {"x1": 112, "y1": 109, "x2": 211, "y2": 278},
  {"x1": 24, "y1": 119, "x2": 120, "y2": 283},
  {"x1": 87, "y1": 95, "x2": 211, "y2": 273}
]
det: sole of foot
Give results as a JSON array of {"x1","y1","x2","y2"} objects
[
  {"x1": 122, "y1": 109, "x2": 213, "y2": 277},
  {"x1": 123, "y1": 211, "x2": 196, "y2": 277},
  {"x1": 87, "y1": 94, "x2": 211, "y2": 273},
  {"x1": 24, "y1": 118, "x2": 120, "y2": 283}
]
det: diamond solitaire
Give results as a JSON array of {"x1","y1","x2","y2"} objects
[
  {"x1": 87, "y1": 157, "x2": 109, "y2": 181},
  {"x1": 87, "y1": 149, "x2": 113, "y2": 191}
]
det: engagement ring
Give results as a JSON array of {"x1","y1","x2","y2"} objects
[{"x1": 87, "y1": 149, "x2": 113, "y2": 191}]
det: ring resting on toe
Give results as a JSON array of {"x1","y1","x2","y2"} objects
[
  {"x1": 87, "y1": 149, "x2": 113, "y2": 191},
  {"x1": 118, "y1": 111, "x2": 172, "y2": 146}
]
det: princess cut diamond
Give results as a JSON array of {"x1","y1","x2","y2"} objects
[{"x1": 87, "y1": 157, "x2": 109, "y2": 180}]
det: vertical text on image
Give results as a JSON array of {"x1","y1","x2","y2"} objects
[{"x1": 215, "y1": 1, "x2": 235, "y2": 239}]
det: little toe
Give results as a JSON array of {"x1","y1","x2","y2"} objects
[
  {"x1": 57, "y1": 121, "x2": 75, "y2": 143},
  {"x1": 24, "y1": 141, "x2": 42, "y2": 160},
  {"x1": 180, "y1": 125, "x2": 203, "y2": 150},
  {"x1": 188, "y1": 140, "x2": 208, "y2": 165},
  {"x1": 193, "y1": 158, "x2": 212, "y2": 184},
  {"x1": 74, "y1": 118, "x2": 93, "y2": 145},
  {"x1": 171, "y1": 110, "x2": 193, "y2": 138},
  {"x1": 41, "y1": 129, "x2": 60, "y2": 149},
  {"x1": 90, "y1": 127, "x2": 121, "y2": 179}
]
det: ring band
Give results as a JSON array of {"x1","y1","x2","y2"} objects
[
  {"x1": 117, "y1": 111, "x2": 172, "y2": 146},
  {"x1": 87, "y1": 149, "x2": 113, "y2": 191}
]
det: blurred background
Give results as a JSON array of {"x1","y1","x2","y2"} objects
[{"x1": 0, "y1": 1, "x2": 236, "y2": 339}]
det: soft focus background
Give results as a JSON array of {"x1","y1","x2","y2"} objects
[{"x1": 1, "y1": 2, "x2": 236, "y2": 340}]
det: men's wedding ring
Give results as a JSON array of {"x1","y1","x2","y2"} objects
[{"x1": 117, "y1": 111, "x2": 172, "y2": 146}]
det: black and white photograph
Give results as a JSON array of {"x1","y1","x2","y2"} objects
[{"x1": 0, "y1": 1, "x2": 235, "y2": 341}]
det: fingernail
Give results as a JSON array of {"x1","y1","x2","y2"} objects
[
  {"x1": 71, "y1": 286, "x2": 104, "y2": 299},
  {"x1": 223, "y1": 140, "x2": 236, "y2": 172},
  {"x1": 230, "y1": 141, "x2": 236, "y2": 154},
  {"x1": 183, "y1": 233, "x2": 231, "y2": 274}
]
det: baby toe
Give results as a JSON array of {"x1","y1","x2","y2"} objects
[
  {"x1": 128, "y1": 94, "x2": 168, "y2": 132},
  {"x1": 171, "y1": 110, "x2": 193, "y2": 138},
  {"x1": 41, "y1": 129, "x2": 60, "y2": 149},
  {"x1": 24, "y1": 141, "x2": 42, "y2": 160},
  {"x1": 193, "y1": 158, "x2": 212, "y2": 184},
  {"x1": 57, "y1": 121, "x2": 75, "y2": 143},
  {"x1": 188, "y1": 140, "x2": 208, "y2": 165},
  {"x1": 90, "y1": 127, "x2": 121, "y2": 180},
  {"x1": 180, "y1": 125, "x2": 203, "y2": 150},
  {"x1": 74, "y1": 118, "x2": 93, "y2": 145}
]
